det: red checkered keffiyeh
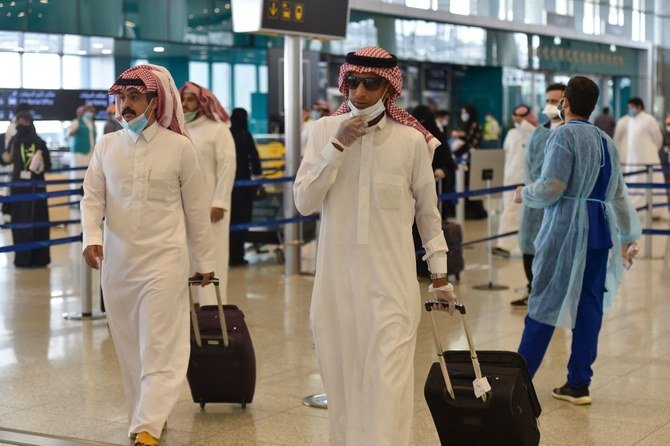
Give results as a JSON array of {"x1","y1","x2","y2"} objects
[
  {"x1": 109, "y1": 64, "x2": 188, "y2": 137},
  {"x1": 180, "y1": 81, "x2": 230, "y2": 124},
  {"x1": 333, "y1": 47, "x2": 440, "y2": 152}
]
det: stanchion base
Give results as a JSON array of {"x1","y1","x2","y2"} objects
[
  {"x1": 473, "y1": 283, "x2": 509, "y2": 291},
  {"x1": 302, "y1": 393, "x2": 327, "y2": 409},
  {"x1": 63, "y1": 311, "x2": 106, "y2": 321}
]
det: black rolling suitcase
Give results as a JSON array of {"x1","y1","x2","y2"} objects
[
  {"x1": 186, "y1": 278, "x2": 256, "y2": 409},
  {"x1": 443, "y1": 220, "x2": 464, "y2": 281},
  {"x1": 423, "y1": 300, "x2": 541, "y2": 446}
]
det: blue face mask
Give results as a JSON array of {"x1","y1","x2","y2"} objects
[
  {"x1": 628, "y1": 108, "x2": 638, "y2": 117},
  {"x1": 184, "y1": 110, "x2": 198, "y2": 122},
  {"x1": 83, "y1": 111, "x2": 94, "y2": 121},
  {"x1": 122, "y1": 102, "x2": 152, "y2": 142}
]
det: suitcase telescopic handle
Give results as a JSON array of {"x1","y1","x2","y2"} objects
[
  {"x1": 188, "y1": 277, "x2": 229, "y2": 348},
  {"x1": 424, "y1": 299, "x2": 488, "y2": 402}
]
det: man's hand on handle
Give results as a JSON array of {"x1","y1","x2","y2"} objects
[
  {"x1": 430, "y1": 278, "x2": 458, "y2": 315},
  {"x1": 191, "y1": 271, "x2": 215, "y2": 287},
  {"x1": 83, "y1": 245, "x2": 104, "y2": 270}
]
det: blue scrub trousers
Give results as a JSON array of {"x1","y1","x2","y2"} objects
[{"x1": 518, "y1": 247, "x2": 609, "y2": 388}]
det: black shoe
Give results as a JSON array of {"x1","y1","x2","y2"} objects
[
  {"x1": 510, "y1": 296, "x2": 528, "y2": 307},
  {"x1": 491, "y1": 247, "x2": 510, "y2": 258},
  {"x1": 552, "y1": 383, "x2": 591, "y2": 405},
  {"x1": 229, "y1": 259, "x2": 248, "y2": 267}
]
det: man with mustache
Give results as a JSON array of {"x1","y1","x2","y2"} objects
[
  {"x1": 293, "y1": 46, "x2": 457, "y2": 446},
  {"x1": 80, "y1": 64, "x2": 215, "y2": 446}
]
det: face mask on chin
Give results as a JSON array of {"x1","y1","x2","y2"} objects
[
  {"x1": 349, "y1": 91, "x2": 388, "y2": 127},
  {"x1": 184, "y1": 110, "x2": 198, "y2": 122},
  {"x1": 122, "y1": 102, "x2": 153, "y2": 143}
]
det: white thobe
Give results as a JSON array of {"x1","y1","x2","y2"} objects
[
  {"x1": 497, "y1": 121, "x2": 534, "y2": 251},
  {"x1": 186, "y1": 116, "x2": 236, "y2": 305},
  {"x1": 613, "y1": 115, "x2": 629, "y2": 163},
  {"x1": 625, "y1": 111, "x2": 666, "y2": 217},
  {"x1": 294, "y1": 113, "x2": 448, "y2": 446},
  {"x1": 80, "y1": 123, "x2": 215, "y2": 438}
]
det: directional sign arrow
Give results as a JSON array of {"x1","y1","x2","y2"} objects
[{"x1": 268, "y1": 1, "x2": 278, "y2": 17}]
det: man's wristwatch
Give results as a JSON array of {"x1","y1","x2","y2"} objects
[{"x1": 430, "y1": 273, "x2": 448, "y2": 280}]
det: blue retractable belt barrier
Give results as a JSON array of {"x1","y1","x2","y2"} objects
[
  {"x1": 229, "y1": 215, "x2": 318, "y2": 232},
  {"x1": 0, "y1": 189, "x2": 82, "y2": 203},
  {"x1": 0, "y1": 235, "x2": 82, "y2": 253},
  {"x1": 0, "y1": 178, "x2": 84, "y2": 187},
  {"x1": 234, "y1": 176, "x2": 296, "y2": 187},
  {"x1": 0, "y1": 219, "x2": 80, "y2": 230}
]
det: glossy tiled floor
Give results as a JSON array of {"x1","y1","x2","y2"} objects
[{"x1": 0, "y1": 215, "x2": 669, "y2": 445}]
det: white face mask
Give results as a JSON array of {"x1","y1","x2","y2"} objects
[
  {"x1": 543, "y1": 104, "x2": 560, "y2": 120},
  {"x1": 460, "y1": 113, "x2": 470, "y2": 122},
  {"x1": 348, "y1": 87, "x2": 388, "y2": 123},
  {"x1": 514, "y1": 121, "x2": 521, "y2": 129},
  {"x1": 666, "y1": 125, "x2": 670, "y2": 133}
]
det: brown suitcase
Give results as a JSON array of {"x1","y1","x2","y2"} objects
[{"x1": 186, "y1": 278, "x2": 256, "y2": 409}]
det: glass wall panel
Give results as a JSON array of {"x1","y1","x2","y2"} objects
[
  {"x1": 90, "y1": 56, "x2": 115, "y2": 89},
  {"x1": 259, "y1": 65, "x2": 268, "y2": 94},
  {"x1": 189, "y1": 61, "x2": 210, "y2": 87},
  {"x1": 62, "y1": 55, "x2": 84, "y2": 89},
  {"x1": 23, "y1": 53, "x2": 60, "y2": 88},
  {"x1": 212, "y1": 62, "x2": 231, "y2": 112},
  {"x1": 0, "y1": 52, "x2": 21, "y2": 88},
  {"x1": 234, "y1": 64, "x2": 256, "y2": 113}
]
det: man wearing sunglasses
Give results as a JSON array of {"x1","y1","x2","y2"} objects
[{"x1": 294, "y1": 46, "x2": 456, "y2": 446}]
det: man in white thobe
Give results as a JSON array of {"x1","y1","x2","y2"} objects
[
  {"x1": 623, "y1": 97, "x2": 666, "y2": 218},
  {"x1": 81, "y1": 64, "x2": 215, "y2": 446},
  {"x1": 493, "y1": 104, "x2": 537, "y2": 257},
  {"x1": 294, "y1": 46, "x2": 457, "y2": 446},
  {"x1": 181, "y1": 81, "x2": 236, "y2": 305}
]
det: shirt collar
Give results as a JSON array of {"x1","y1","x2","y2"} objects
[
  {"x1": 368, "y1": 112, "x2": 388, "y2": 131},
  {"x1": 142, "y1": 121, "x2": 160, "y2": 142}
]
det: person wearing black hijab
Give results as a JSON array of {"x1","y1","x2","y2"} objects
[
  {"x1": 410, "y1": 105, "x2": 456, "y2": 216},
  {"x1": 229, "y1": 108, "x2": 262, "y2": 266},
  {"x1": 1, "y1": 111, "x2": 52, "y2": 267}
]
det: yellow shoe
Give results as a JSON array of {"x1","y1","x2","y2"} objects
[
  {"x1": 130, "y1": 422, "x2": 167, "y2": 440},
  {"x1": 134, "y1": 431, "x2": 159, "y2": 446}
]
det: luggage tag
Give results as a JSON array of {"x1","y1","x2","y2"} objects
[
  {"x1": 473, "y1": 376, "x2": 491, "y2": 398},
  {"x1": 20, "y1": 170, "x2": 31, "y2": 180}
]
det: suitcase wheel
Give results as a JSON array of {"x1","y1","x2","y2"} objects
[
  {"x1": 241, "y1": 401, "x2": 247, "y2": 409},
  {"x1": 199, "y1": 400, "x2": 206, "y2": 410}
]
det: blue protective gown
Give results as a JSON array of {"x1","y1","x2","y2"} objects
[
  {"x1": 519, "y1": 122, "x2": 552, "y2": 255},
  {"x1": 522, "y1": 120, "x2": 641, "y2": 329}
]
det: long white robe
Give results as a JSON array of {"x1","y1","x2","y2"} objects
[
  {"x1": 625, "y1": 111, "x2": 666, "y2": 217},
  {"x1": 186, "y1": 116, "x2": 236, "y2": 305},
  {"x1": 293, "y1": 114, "x2": 448, "y2": 446},
  {"x1": 497, "y1": 121, "x2": 535, "y2": 251},
  {"x1": 80, "y1": 123, "x2": 215, "y2": 438},
  {"x1": 613, "y1": 114, "x2": 629, "y2": 163}
]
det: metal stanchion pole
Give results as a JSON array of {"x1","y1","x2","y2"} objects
[
  {"x1": 456, "y1": 165, "x2": 465, "y2": 228},
  {"x1": 283, "y1": 35, "x2": 302, "y2": 276},
  {"x1": 437, "y1": 179, "x2": 443, "y2": 216},
  {"x1": 64, "y1": 256, "x2": 105, "y2": 320},
  {"x1": 644, "y1": 164, "x2": 653, "y2": 259},
  {"x1": 473, "y1": 180, "x2": 508, "y2": 291}
]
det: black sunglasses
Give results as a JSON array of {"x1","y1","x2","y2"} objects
[{"x1": 345, "y1": 75, "x2": 387, "y2": 92}]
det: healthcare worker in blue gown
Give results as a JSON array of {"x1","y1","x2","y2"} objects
[{"x1": 514, "y1": 76, "x2": 641, "y2": 406}]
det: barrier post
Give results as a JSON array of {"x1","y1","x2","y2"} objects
[
  {"x1": 456, "y1": 164, "x2": 465, "y2": 228},
  {"x1": 283, "y1": 34, "x2": 302, "y2": 276},
  {"x1": 644, "y1": 164, "x2": 653, "y2": 259},
  {"x1": 64, "y1": 257, "x2": 105, "y2": 320},
  {"x1": 473, "y1": 179, "x2": 508, "y2": 291}
]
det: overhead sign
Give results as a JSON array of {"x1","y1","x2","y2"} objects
[
  {"x1": 231, "y1": 0, "x2": 350, "y2": 40},
  {"x1": 0, "y1": 89, "x2": 111, "y2": 121}
]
